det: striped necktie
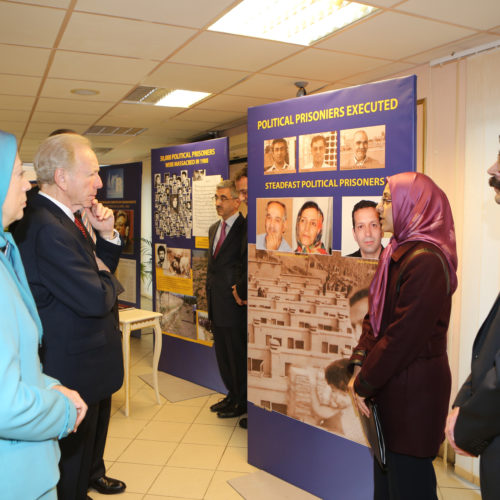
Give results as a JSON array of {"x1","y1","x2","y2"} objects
[{"x1": 213, "y1": 221, "x2": 226, "y2": 258}]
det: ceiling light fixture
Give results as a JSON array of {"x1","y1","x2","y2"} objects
[
  {"x1": 295, "y1": 81, "x2": 308, "y2": 97},
  {"x1": 71, "y1": 88, "x2": 99, "y2": 96},
  {"x1": 154, "y1": 89, "x2": 211, "y2": 108},
  {"x1": 208, "y1": 0, "x2": 377, "y2": 46}
]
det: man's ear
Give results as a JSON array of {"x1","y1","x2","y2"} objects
[{"x1": 54, "y1": 167, "x2": 67, "y2": 191}]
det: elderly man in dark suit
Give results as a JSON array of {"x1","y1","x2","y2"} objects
[
  {"x1": 14, "y1": 133, "x2": 126, "y2": 499},
  {"x1": 207, "y1": 179, "x2": 247, "y2": 419},
  {"x1": 446, "y1": 157, "x2": 500, "y2": 500}
]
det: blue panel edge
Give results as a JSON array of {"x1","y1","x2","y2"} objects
[
  {"x1": 159, "y1": 335, "x2": 226, "y2": 394},
  {"x1": 247, "y1": 403, "x2": 374, "y2": 500}
]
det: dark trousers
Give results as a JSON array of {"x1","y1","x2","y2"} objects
[
  {"x1": 373, "y1": 450, "x2": 437, "y2": 500},
  {"x1": 58, "y1": 397, "x2": 111, "y2": 500},
  {"x1": 213, "y1": 323, "x2": 247, "y2": 405},
  {"x1": 480, "y1": 435, "x2": 500, "y2": 500}
]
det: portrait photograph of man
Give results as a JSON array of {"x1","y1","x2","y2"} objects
[
  {"x1": 255, "y1": 198, "x2": 293, "y2": 252},
  {"x1": 341, "y1": 196, "x2": 389, "y2": 258},
  {"x1": 264, "y1": 137, "x2": 296, "y2": 175},
  {"x1": 298, "y1": 132, "x2": 337, "y2": 172},
  {"x1": 339, "y1": 125, "x2": 385, "y2": 170}
]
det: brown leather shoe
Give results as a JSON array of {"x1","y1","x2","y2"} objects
[{"x1": 89, "y1": 476, "x2": 126, "y2": 494}]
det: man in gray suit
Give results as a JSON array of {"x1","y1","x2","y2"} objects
[{"x1": 446, "y1": 157, "x2": 500, "y2": 500}]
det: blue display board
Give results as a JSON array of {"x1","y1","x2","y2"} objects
[
  {"x1": 151, "y1": 138, "x2": 229, "y2": 392},
  {"x1": 246, "y1": 76, "x2": 416, "y2": 499},
  {"x1": 98, "y1": 162, "x2": 142, "y2": 308}
]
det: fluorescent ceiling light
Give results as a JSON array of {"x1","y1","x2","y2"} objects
[
  {"x1": 155, "y1": 90, "x2": 211, "y2": 108},
  {"x1": 208, "y1": 0, "x2": 377, "y2": 46}
]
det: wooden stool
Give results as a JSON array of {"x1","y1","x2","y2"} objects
[{"x1": 118, "y1": 308, "x2": 163, "y2": 416}]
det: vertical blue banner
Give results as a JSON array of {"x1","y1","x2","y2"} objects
[
  {"x1": 151, "y1": 137, "x2": 229, "y2": 391},
  {"x1": 246, "y1": 76, "x2": 416, "y2": 499},
  {"x1": 98, "y1": 162, "x2": 142, "y2": 309}
]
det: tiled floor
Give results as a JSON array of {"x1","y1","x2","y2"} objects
[{"x1": 93, "y1": 332, "x2": 482, "y2": 500}]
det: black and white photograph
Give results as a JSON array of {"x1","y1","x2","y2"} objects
[{"x1": 264, "y1": 137, "x2": 296, "y2": 175}]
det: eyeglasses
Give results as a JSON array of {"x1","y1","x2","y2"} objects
[
  {"x1": 213, "y1": 195, "x2": 237, "y2": 202},
  {"x1": 381, "y1": 195, "x2": 392, "y2": 205}
]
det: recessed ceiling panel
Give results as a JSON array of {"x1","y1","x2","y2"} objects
[
  {"x1": 75, "y1": 0, "x2": 235, "y2": 28},
  {"x1": 0, "y1": 45, "x2": 51, "y2": 76},
  {"x1": 398, "y1": 0, "x2": 500, "y2": 30},
  {"x1": 170, "y1": 32, "x2": 302, "y2": 72},
  {"x1": 0, "y1": 2, "x2": 65, "y2": 47},
  {"x1": 0, "y1": 74, "x2": 41, "y2": 96},
  {"x1": 60, "y1": 12, "x2": 196, "y2": 60},
  {"x1": 316, "y1": 11, "x2": 475, "y2": 60},
  {"x1": 266, "y1": 47, "x2": 389, "y2": 81},
  {"x1": 143, "y1": 63, "x2": 249, "y2": 93},
  {"x1": 49, "y1": 51, "x2": 157, "y2": 84},
  {"x1": 228, "y1": 74, "x2": 332, "y2": 100},
  {"x1": 42, "y1": 78, "x2": 133, "y2": 102}
]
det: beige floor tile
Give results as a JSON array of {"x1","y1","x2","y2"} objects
[
  {"x1": 148, "y1": 466, "x2": 214, "y2": 498},
  {"x1": 133, "y1": 387, "x2": 167, "y2": 404},
  {"x1": 105, "y1": 461, "x2": 162, "y2": 494},
  {"x1": 194, "y1": 405, "x2": 239, "y2": 427},
  {"x1": 228, "y1": 426, "x2": 247, "y2": 448},
  {"x1": 218, "y1": 446, "x2": 257, "y2": 473},
  {"x1": 206, "y1": 393, "x2": 228, "y2": 407},
  {"x1": 434, "y1": 460, "x2": 479, "y2": 489},
  {"x1": 137, "y1": 420, "x2": 190, "y2": 442},
  {"x1": 116, "y1": 400, "x2": 163, "y2": 420},
  {"x1": 153, "y1": 404, "x2": 202, "y2": 423},
  {"x1": 440, "y1": 487, "x2": 482, "y2": 499},
  {"x1": 143, "y1": 496, "x2": 199, "y2": 500},
  {"x1": 167, "y1": 442, "x2": 225, "y2": 469},
  {"x1": 107, "y1": 417, "x2": 149, "y2": 439},
  {"x1": 103, "y1": 436, "x2": 133, "y2": 461},
  {"x1": 204, "y1": 470, "x2": 247, "y2": 500},
  {"x1": 89, "y1": 492, "x2": 143, "y2": 500},
  {"x1": 182, "y1": 423, "x2": 234, "y2": 446},
  {"x1": 170, "y1": 395, "x2": 211, "y2": 407},
  {"x1": 118, "y1": 439, "x2": 177, "y2": 465}
]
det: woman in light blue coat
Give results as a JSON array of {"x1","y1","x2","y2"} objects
[{"x1": 0, "y1": 131, "x2": 87, "y2": 499}]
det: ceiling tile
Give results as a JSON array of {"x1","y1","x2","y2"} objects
[
  {"x1": 316, "y1": 11, "x2": 475, "y2": 60},
  {"x1": 37, "y1": 97, "x2": 113, "y2": 115},
  {"x1": 340, "y1": 61, "x2": 416, "y2": 85},
  {"x1": 143, "y1": 63, "x2": 249, "y2": 93},
  {"x1": 0, "y1": 45, "x2": 51, "y2": 76},
  {"x1": 60, "y1": 12, "x2": 196, "y2": 60},
  {"x1": 170, "y1": 32, "x2": 302, "y2": 72},
  {"x1": 402, "y1": 33, "x2": 500, "y2": 65},
  {"x1": 25, "y1": 122, "x2": 87, "y2": 135},
  {"x1": 174, "y1": 108, "x2": 243, "y2": 125},
  {"x1": 49, "y1": 51, "x2": 157, "y2": 84},
  {"x1": 0, "y1": 74, "x2": 41, "y2": 96},
  {"x1": 0, "y1": 109, "x2": 31, "y2": 122},
  {"x1": 0, "y1": 95, "x2": 36, "y2": 111},
  {"x1": 41, "y1": 78, "x2": 133, "y2": 102},
  {"x1": 0, "y1": 2, "x2": 65, "y2": 47},
  {"x1": 265, "y1": 48, "x2": 389, "y2": 81},
  {"x1": 31, "y1": 110, "x2": 99, "y2": 126},
  {"x1": 196, "y1": 94, "x2": 274, "y2": 112},
  {"x1": 100, "y1": 103, "x2": 183, "y2": 127},
  {"x1": 228, "y1": 74, "x2": 332, "y2": 100},
  {"x1": 75, "y1": 0, "x2": 235, "y2": 28},
  {"x1": 15, "y1": 1, "x2": 71, "y2": 7},
  {"x1": 397, "y1": 0, "x2": 500, "y2": 30}
]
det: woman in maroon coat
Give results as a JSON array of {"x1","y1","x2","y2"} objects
[{"x1": 349, "y1": 172, "x2": 458, "y2": 500}]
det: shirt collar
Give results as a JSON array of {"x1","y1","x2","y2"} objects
[
  {"x1": 39, "y1": 191, "x2": 75, "y2": 221},
  {"x1": 222, "y1": 211, "x2": 240, "y2": 229}
]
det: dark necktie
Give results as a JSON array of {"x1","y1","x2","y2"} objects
[
  {"x1": 74, "y1": 212, "x2": 96, "y2": 251},
  {"x1": 213, "y1": 221, "x2": 227, "y2": 258}
]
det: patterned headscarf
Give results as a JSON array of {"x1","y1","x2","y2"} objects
[
  {"x1": 369, "y1": 172, "x2": 458, "y2": 336},
  {"x1": 0, "y1": 131, "x2": 43, "y2": 341},
  {"x1": 295, "y1": 201, "x2": 328, "y2": 254}
]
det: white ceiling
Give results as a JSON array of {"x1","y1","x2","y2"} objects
[{"x1": 1, "y1": 0, "x2": 499, "y2": 164}]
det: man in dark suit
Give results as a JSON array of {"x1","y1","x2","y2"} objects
[
  {"x1": 446, "y1": 157, "x2": 500, "y2": 500},
  {"x1": 207, "y1": 180, "x2": 247, "y2": 419},
  {"x1": 14, "y1": 133, "x2": 126, "y2": 499}
]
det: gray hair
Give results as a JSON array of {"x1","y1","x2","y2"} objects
[
  {"x1": 267, "y1": 200, "x2": 287, "y2": 220},
  {"x1": 216, "y1": 179, "x2": 238, "y2": 199},
  {"x1": 34, "y1": 133, "x2": 92, "y2": 185}
]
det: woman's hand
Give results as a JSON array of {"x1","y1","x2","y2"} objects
[
  {"x1": 348, "y1": 366, "x2": 371, "y2": 418},
  {"x1": 52, "y1": 385, "x2": 88, "y2": 431}
]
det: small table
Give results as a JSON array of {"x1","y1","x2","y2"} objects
[{"x1": 118, "y1": 308, "x2": 163, "y2": 417}]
